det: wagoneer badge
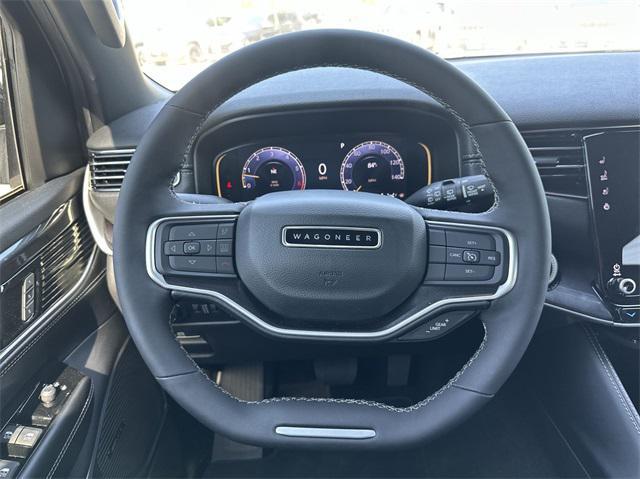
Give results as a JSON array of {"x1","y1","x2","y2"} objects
[{"x1": 282, "y1": 227, "x2": 382, "y2": 249}]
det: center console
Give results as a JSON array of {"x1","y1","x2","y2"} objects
[{"x1": 584, "y1": 129, "x2": 640, "y2": 324}]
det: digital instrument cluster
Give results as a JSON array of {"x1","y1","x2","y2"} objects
[{"x1": 214, "y1": 135, "x2": 433, "y2": 202}]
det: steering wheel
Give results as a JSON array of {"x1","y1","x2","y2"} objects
[{"x1": 114, "y1": 30, "x2": 550, "y2": 449}]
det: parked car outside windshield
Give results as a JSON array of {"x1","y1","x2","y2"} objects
[{"x1": 123, "y1": 0, "x2": 640, "y2": 91}]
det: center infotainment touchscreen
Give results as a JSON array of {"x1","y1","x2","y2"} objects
[{"x1": 584, "y1": 130, "x2": 640, "y2": 305}]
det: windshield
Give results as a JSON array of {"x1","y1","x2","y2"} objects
[{"x1": 123, "y1": 0, "x2": 640, "y2": 91}]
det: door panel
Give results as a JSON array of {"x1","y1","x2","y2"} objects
[{"x1": 0, "y1": 172, "x2": 127, "y2": 477}]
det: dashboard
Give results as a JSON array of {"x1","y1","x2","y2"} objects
[
  {"x1": 193, "y1": 106, "x2": 461, "y2": 202},
  {"x1": 86, "y1": 53, "x2": 640, "y2": 332}
]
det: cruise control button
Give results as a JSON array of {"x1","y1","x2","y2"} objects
[
  {"x1": 428, "y1": 228, "x2": 446, "y2": 246},
  {"x1": 463, "y1": 250, "x2": 480, "y2": 263},
  {"x1": 164, "y1": 241, "x2": 183, "y2": 255},
  {"x1": 169, "y1": 256, "x2": 217, "y2": 273},
  {"x1": 479, "y1": 250, "x2": 500, "y2": 266},
  {"x1": 169, "y1": 224, "x2": 218, "y2": 240},
  {"x1": 446, "y1": 231, "x2": 495, "y2": 251},
  {"x1": 217, "y1": 223, "x2": 234, "y2": 239},
  {"x1": 216, "y1": 240, "x2": 233, "y2": 256},
  {"x1": 183, "y1": 242, "x2": 201, "y2": 255},
  {"x1": 446, "y1": 247, "x2": 464, "y2": 264},
  {"x1": 198, "y1": 240, "x2": 217, "y2": 256},
  {"x1": 428, "y1": 245, "x2": 446, "y2": 263},
  {"x1": 216, "y1": 257, "x2": 236, "y2": 275},
  {"x1": 445, "y1": 264, "x2": 494, "y2": 281}
]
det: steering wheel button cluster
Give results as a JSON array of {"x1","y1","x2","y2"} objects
[
  {"x1": 169, "y1": 224, "x2": 219, "y2": 240},
  {"x1": 479, "y1": 250, "x2": 500, "y2": 266},
  {"x1": 424, "y1": 224, "x2": 506, "y2": 285},
  {"x1": 183, "y1": 242, "x2": 201, "y2": 254},
  {"x1": 169, "y1": 256, "x2": 217, "y2": 273},
  {"x1": 216, "y1": 257, "x2": 235, "y2": 274},
  {"x1": 164, "y1": 241, "x2": 183, "y2": 255},
  {"x1": 462, "y1": 250, "x2": 480, "y2": 263},
  {"x1": 157, "y1": 219, "x2": 237, "y2": 277},
  {"x1": 446, "y1": 230, "x2": 495, "y2": 250},
  {"x1": 217, "y1": 223, "x2": 234, "y2": 239},
  {"x1": 216, "y1": 240, "x2": 233, "y2": 256},
  {"x1": 445, "y1": 264, "x2": 494, "y2": 281},
  {"x1": 200, "y1": 240, "x2": 217, "y2": 255}
]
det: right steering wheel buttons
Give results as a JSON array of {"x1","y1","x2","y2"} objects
[
  {"x1": 445, "y1": 264, "x2": 494, "y2": 281},
  {"x1": 446, "y1": 231, "x2": 495, "y2": 251}
]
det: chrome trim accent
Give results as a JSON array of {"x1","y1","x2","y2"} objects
[
  {"x1": 521, "y1": 124, "x2": 640, "y2": 135},
  {"x1": 0, "y1": 246, "x2": 101, "y2": 361},
  {"x1": 544, "y1": 302, "x2": 640, "y2": 328},
  {"x1": 88, "y1": 148, "x2": 136, "y2": 157},
  {"x1": 83, "y1": 166, "x2": 113, "y2": 255},
  {"x1": 281, "y1": 226, "x2": 382, "y2": 250},
  {"x1": 146, "y1": 216, "x2": 517, "y2": 339},
  {"x1": 275, "y1": 426, "x2": 376, "y2": 439}
]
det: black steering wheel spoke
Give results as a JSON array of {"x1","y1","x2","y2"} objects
[{"x1": 146, "y1": 202, "x2": 515, "y2": 344}]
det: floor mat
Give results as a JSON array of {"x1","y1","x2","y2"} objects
[{"x1": 202, "y1": 373, "x2": 587, "y2": 478}]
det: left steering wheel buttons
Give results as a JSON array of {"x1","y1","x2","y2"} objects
[
  {"x1": 169, "y1": 256, "x2": 217, "y2": 273},
  {"x1": 164, "y1": 241, "x2": 184, "y2": 255},
  {"x1": 216, "y1": 240, "x2": 233, "y2": 256}
]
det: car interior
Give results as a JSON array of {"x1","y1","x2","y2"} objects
[{"x1": 0, "y1": 1, "x2": 638, "y2": 478}]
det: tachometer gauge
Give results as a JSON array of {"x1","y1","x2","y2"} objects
[
  {"x1": 242, "y1": 147, "x2": 306, "y2": 195},
  {"x1": 340, "y1": 141, "x2": 405, "y2": 195}
]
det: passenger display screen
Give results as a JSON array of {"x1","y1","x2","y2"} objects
[{"x1": 585, "y1": 130, "x2": 640, "y2": 304}]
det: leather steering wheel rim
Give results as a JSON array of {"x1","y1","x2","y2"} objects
[{"x1": 113, "y1": 30, "x2": 550, "y2": 449}]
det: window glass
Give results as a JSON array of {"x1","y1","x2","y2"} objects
[
  {"x1": 0, "y1": 21, "x2": 24, "y2": 202},
  {"x1": 123, "y1": 0, "x2": 640, "y2": 91}
]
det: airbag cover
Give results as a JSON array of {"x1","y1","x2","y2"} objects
[{"x1": 235, "y1": 190, "x2": 426, "y2": 323}]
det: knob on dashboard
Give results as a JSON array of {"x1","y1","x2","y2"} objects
[{"x1": 608, "y1": 277, "x2": 638, "y2": 296}]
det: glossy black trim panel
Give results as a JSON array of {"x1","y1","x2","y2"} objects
[{"x1": 0, "y1": 196, "x2": 99, "y2": 349}]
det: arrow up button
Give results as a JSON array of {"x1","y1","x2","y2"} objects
[{"x1": 169, "y1": 224, "x2": 218, "y2": 241}]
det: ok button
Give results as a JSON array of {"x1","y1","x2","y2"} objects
[{"x1": 183, "y1": 242, "x2": 201, "y2": 255}]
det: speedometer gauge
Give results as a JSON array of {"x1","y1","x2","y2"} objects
[
  {"x1": 340, "y1": 141, "x2": 405, "y2": 195},
  {"x1": 242, "y1": 146, "x2": 306, "y2": 195}
]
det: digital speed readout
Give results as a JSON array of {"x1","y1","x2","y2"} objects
[{"x1": 214, "y1": 135, "x2": 432, "y2": 202}]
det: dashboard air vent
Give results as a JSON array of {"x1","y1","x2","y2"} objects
[
  {"x1": 89, "y1": 149, "x2": 135, "y2": 192},
  {"x1": 522, "y1": 130, "x2": 587, "y2": 197}
]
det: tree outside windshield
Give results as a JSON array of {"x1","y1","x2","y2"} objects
[{"x1": 123, "y1": 0, "x2": 640, "y2": 91}]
